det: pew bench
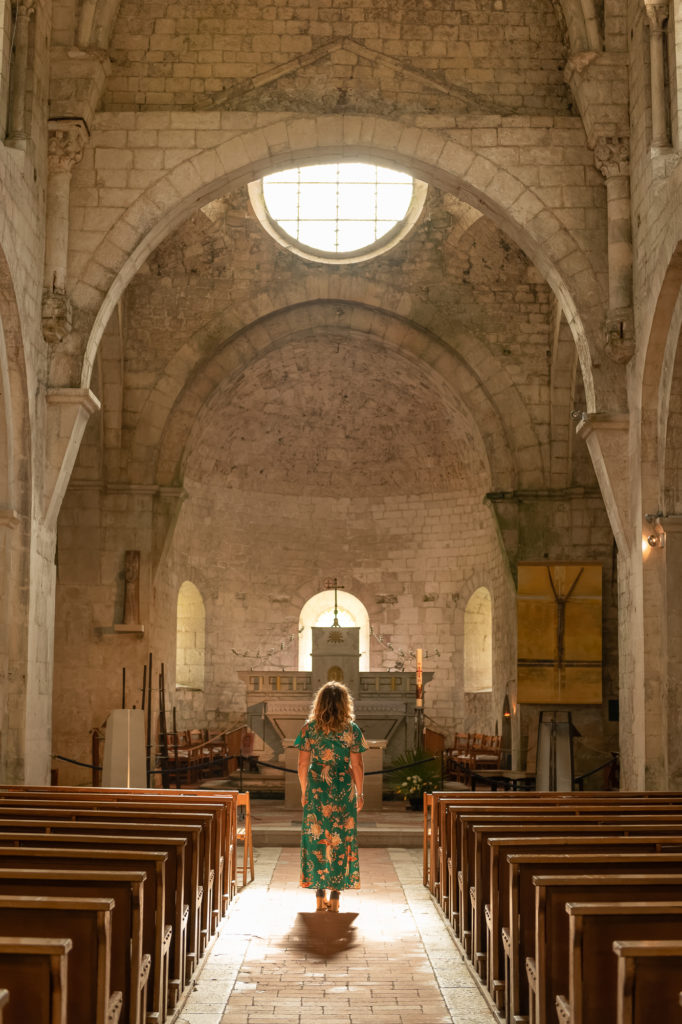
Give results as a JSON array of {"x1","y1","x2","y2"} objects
[
  {"x1": 0, "y1": 867, "x2": 147, "y2": 1024},
  {"x1": 0, "y1": 894, "x2": 122, "y2": 1024},
  {"x1": 478, "y1": 820, "x2": 682, "y2": 997},
  {"x1": 0, "y1": 799, "x2": 213, "y2": 965},
  {"x1": 0, "y1": 812, "x2": 199, "y2": 997},
  {"x1": 0, "y1": 936, "x2": 71, "y2": 1024},
  {"x1": 0, "y1": 787, "x2": 238, "y2": 921},
  {"x1": 502, "y1": 851, "x2": 682, "y2": 1024},
  {"x1": 531, "y1": 874, "x2": 682, "y2": 1024},
  {"x1": 440, "y1": 794, "x2": 682, "y2": 922},
  {"x1": 556, "y1": 901, "x2": 682, "y2": 1024},
  {"x1": 0, "y1": 845, "x2": 168, "y2": 1024},
  {"x1": 613, "y1": 939, "x2": 682, "y2": 1024}
]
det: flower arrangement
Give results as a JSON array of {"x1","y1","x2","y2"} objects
[
  {"x1": 396, "y1": 773, "x2": 431, "y2": 799},
  {"x1": 390, "y1": 748, "x2": 440, "y2": 808}
]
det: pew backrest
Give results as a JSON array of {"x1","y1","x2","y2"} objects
[{"x1": 0, "y1": 936, "x2": 72, "y2": 1024}]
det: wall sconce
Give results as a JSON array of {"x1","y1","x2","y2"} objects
[{"x1": 644, "y1": 513, "x2": 666, "y2": 549}]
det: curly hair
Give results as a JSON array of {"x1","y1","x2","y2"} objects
[{"x1": 309, "y1": 682, "x2": 355, "y2": 734}]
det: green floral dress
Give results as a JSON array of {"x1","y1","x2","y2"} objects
[{"x1": 294, "y1": 719, "x2": 367, "y2": 890}]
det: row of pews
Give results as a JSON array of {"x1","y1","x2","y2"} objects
[
  {"x1": 0, "y1": 785, "x2": 240, "y2": 1024},
  {"x1": 423, "y1": 789, "x2": 682, "y2": 1024}
]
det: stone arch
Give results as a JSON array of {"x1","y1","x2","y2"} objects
[
  {"x1": 70, "y1": 116, "x2": 609, "y2": 409},
  {"x1": 463, "y1": 586, "x2": 493, "y2": 693},
  {"x1": 298, "y1": 589, "x2": 370, "y2": 672},
  {"x1": 149, "y1": 301, "x2": 539, "y2": 495},
  {"x1": 640, "y1": 241, "x2": 682, "y2": 517}
]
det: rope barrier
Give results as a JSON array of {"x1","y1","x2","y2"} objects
[{"x1": 53, "y1": 752, "x2": 440, "y2": 777}]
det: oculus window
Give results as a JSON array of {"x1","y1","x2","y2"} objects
[{"x1": 249, "y1": 162, "x2": 426, "y2": 264}]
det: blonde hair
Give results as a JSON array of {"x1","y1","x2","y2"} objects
[{"x1": 310, "y1": 682, "x2": 355, "y2": 734}]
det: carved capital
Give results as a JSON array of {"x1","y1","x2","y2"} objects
[
  {"x1": 15, "y1": 4, "x2": 36, "y2": 22},
  {"x1": 47, "y1": 118, "x2": 88, "y2": 174},
  {"x1": 604, "y1": 310, "x2": 635, "y2": 364},
  {"x1": 42, "y1": 289, "x2": 73, "y2": 344},
  {"x1": 563, "y1": 50, "x2": 599, "y2": 81},
  {"x1": 645, "y1": 0, "x2": 669, "y2": 32},
  {"x1": 593, "y1": 135, "x2": 630, "y2": 178}
]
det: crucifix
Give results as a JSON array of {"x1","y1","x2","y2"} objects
[
  {"x1": 323, "y1": 576, "x2": 345, "y2": 629},
  {"x1": 546, "y1": 565, "x2": 584, "y2": 669},
  {"x1": 324, "y1": 577, "x2": 345, "y2": 643}
]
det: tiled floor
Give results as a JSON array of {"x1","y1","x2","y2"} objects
[{"x1": 177, "y1": 847, "x2": 495, "y2": 1024}]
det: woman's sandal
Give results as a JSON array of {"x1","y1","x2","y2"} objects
[{"x1": 315, "y1": 891, "x2": 328, "y2": 911}]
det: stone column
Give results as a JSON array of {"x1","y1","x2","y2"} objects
[
  {"x1": 645, "y1": 0, "x2": 670, "y2": 149},
  {"x1": 6, "y1": 2, "x2": 35, "y2": 145},
  {"x1": 42, "y1": 119, "x2": 88, "y2": 345},
  {"x1": 661, "y1": 517, "x2": 682, "y2": 787},
  {"x1": 593, "y1": 137, "x2": 634, "y2": 364}
]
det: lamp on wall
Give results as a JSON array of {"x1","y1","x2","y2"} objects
[{"x1": 644, "y1": 512, "x2": 666, "y2": 549}]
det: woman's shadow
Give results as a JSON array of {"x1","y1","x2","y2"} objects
[{"x1": 283, "y1": 911, "x2": 359, "y2": 957}]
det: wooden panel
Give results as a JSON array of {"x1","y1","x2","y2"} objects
[{"x1": 517, "y1": 562, "x2": 602, "y2": 704}]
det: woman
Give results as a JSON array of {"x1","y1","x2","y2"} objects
[{"x1": 294, "y1": 681, "x2": 367, "y2": 912}]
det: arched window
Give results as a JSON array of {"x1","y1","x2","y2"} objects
[
  {"x1": 176, "y1": 580, "x2": 205, "y2": 690},
  {"x1": 298, "y1": 589, "x2": 370, "y2": 671},
  {"x1": 464, "y1": 586, "x2": 493, "y2": 692},
  {"x1": 248, "y1": 162, "x2": 427, "y2": 265}
]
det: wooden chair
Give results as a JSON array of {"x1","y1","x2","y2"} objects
[{"x1": 236, "y1": 792, "x2": 254, "y2": 887}]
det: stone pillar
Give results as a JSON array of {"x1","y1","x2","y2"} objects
[
  {"x1": 661, "y1": 517, "x2": 682, "y2": 787},
  {"x1": 6, "y1": 2, "x2": 35, "y2": 145},
  {"x1": 645, "y1": 0, "x2": 670, "y2": 149},
  {"x1": 42, "y1": 120, "x2": 88, "y2": 345},
  {"x1": 593, "y1": 137, "x2": 634, "y2": 364}
]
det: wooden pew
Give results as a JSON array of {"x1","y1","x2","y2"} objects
[
  {"x1": 613, "y1": 939, "x2": 682, "y2": 1024},
  {"x1": 430, "y1": 792, "x2": 681, "y2": 915},
  {"x1": 465, "y1": 816, "x2": 682, "y2": 967},
  {"x1": 556, "y1": 902, "x2": 682, "y2": 1024},
  {"x1": 502, "y1": 851, "x2": 682, "y2": 1024},
  {"x1": 0, "y1": 895, "x2": 122, "y2": 1024},
  {"x1": 446, "y1": 798, "x2": 682, "y2": 927},
  {"x1": 0, "y1": 989, "x2": 8, "y2": 1024},
  {"x1": 0, "y1": 809, "x2": 201, "y2": 993},
  {"x1": 0, "y1": 936, "x2": 71, "y2": 1024},
  {"x1": 0, "y1": 797, "x2": 215, "y2": 949},
  {"x1": 0, "y1": 828, "x2": 186, "y2": 1008},
  {"x1": 0, "y1": 867, "x2": 147, "y2": 1024},
  {"x1": 532, "y1": 875, "x2": 682, "y2": 1024},
  {"x1": 471, "y1": 815, "x2": 682, "y2": 964},
  {"x1": 491, "y1": 838, "x2": 682, "y2": 1022},
  {"x1": 0, "y1": 786, "x2": 237, "y2": 922},
  {"x1": 0, "y1": 846, "x2": 168, "y2": 1024}
]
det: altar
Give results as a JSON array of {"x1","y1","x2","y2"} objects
[{"x1": 238, "y1": 618, "x2": 432, "y2": 802}]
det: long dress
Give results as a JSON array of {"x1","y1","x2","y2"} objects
[{"x1": 294, "y1": 719, "x2": 368, "y2": 890}]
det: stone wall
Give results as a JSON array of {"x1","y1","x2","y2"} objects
[{"x1": 103, "y1": 0, "x2": 572, "y2": 116}]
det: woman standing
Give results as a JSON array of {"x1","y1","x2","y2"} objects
[{"x1": 294, "y1": 682, "x2": 367, "y2": 911}]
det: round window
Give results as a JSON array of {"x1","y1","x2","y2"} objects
[{"x1": 249, "y1": 162, "x2": 426, "y2": 264}]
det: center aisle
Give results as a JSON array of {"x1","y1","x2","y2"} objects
[{"x1": 178, "y1": 847, "x2": 495, "y2": 1024}]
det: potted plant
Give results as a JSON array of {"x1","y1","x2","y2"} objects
[{"x1": 390, "y1": 748, "x2": 441, "y2": 810}]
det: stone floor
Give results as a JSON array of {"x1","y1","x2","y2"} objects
[{"x1": 177, "y1": 847, "x2": 495, "y2": 1024}]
